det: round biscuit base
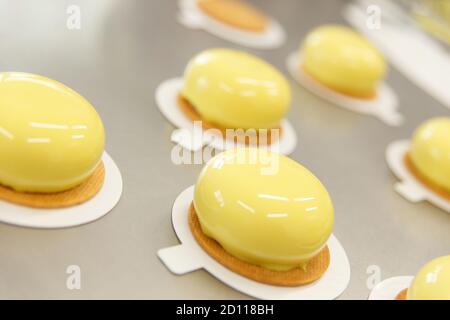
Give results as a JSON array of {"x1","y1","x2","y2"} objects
[{"x1": 0, "y1": 162, "x2": 105, "y2": 209}]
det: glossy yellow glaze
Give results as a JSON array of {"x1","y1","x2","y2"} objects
[
  {"x1": 410, "y1": 117, "x2": 450, "y2": 193},
  {"x1": 302, "y1": 25, "x2": 386, "y2": 98},
  {"x1": 193, "y1": 148, "x2": 334, "y2": 271},
  {"x1": 407, "y1": 255, "x2": 450, "y2": 300},
  {"x1": 415, "y1": 0, "x2": 450, "y2": 45},
  {"x1": 181, "y1": 49, "x2": 291, "y2": 130},
  {"x1": 0, "y1": 72, "x2": 105, "y2": 193}
]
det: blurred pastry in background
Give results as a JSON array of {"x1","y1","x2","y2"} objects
[
  {"x1": 300, "y1": 25, "x2": 387, "y2": 99},
  {"x1": 414, "y1": 0, "x2": 450, "y2": 45},
  {"x1": 197, "y1": 0, "x2": 268, "y2": 32},
  {"x1": 396, "y1": 255, "x2": 450, "y2": 300},
  {"x1": 0, "y1": 72, "x2": 105, "y2": 208},
  {"x1": 407, "y1": 117, "x2": 450, "y2": 199}
]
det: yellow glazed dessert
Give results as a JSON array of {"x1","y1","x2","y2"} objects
[
  {"x1": 301, "y1": 25, "x2": 387, "y2": 99},
  {"x1": 406, "y1": 256, "x2": 450, "y2": 300},
  {"x1": 193, "y1": 148, "x2": 334, "y2": 272},
  {"x1": 197, "y1": 0, "x2": 268, "y2": 32},
  {"x1": 181, "y1": 49, "x2": 291, "y2": 130},
  {"x1": 0, "y1": 72, "x2": 105, "y2": 194},
  {"x1": 409, "y1": 117, "x2": 450, "y2": 194}
]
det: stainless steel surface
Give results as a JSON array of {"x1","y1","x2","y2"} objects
[{"x1": 0, "y1": 0, "x2": 449, "y2": 300}]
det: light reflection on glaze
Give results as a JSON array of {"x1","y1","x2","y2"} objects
[
  {"x1": 193, "y1": 148, "x2": 334, "y2": 271},
  {"x1": 407, "y1": 256, "x2": 450, "y2": 300},
  {"x1": 181, "y1": 49, "x2": 291, "y2": 130},
  {"x1": 410, "y1": 117, "x2": 450, "y2": 193},
  {"x1": 0, "y1": 72, "x2": 104, "y2": 193}
]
